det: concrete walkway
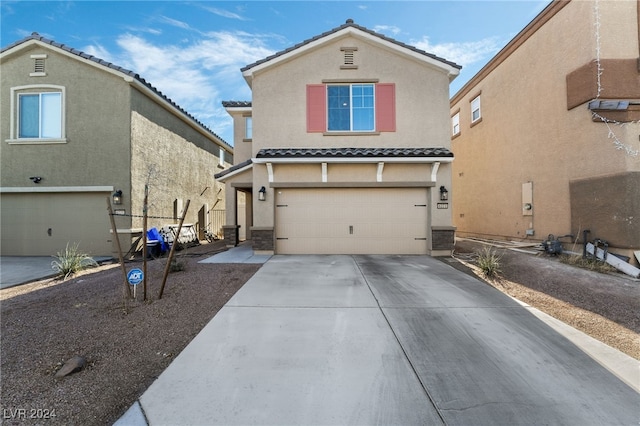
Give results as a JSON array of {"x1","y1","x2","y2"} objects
[
  {"x1": 198, "y1": 243, "x2": 272, "y2": 264},
  {"x1": 117, "y1": 252, "x2": 639, "y2": 425}
]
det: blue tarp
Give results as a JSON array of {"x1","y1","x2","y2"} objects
[{"x1": 147, "y1": 227, "x2": 169, "y2": 253}]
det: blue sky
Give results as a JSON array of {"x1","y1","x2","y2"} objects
[{"x1": 1, "y1": 0, "x2": 550, "y2": 144}]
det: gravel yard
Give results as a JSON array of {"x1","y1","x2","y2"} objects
[{"x1": 1, "y1": 239, "x2": 638, "y2": 425}]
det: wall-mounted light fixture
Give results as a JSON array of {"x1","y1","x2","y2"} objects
[
  {"x1": 439, "y1": 185, "x2": 449, "y2": 201},
  {"x1": 258, "y1": 186, "x2": 266, "y2": 201},
  {"x1": 29, "y1": 176, "x2": 42, "y2": 184},
  {"x1": 112, "y1": 190, "x2": 123, "y2": 205}
]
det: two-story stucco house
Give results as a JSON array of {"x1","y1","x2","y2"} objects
[
  {"x1": 450, "y1": 0, "x2": 639, "y2": 264},
  {"x1": 217, "y1": 19, "x2": 460, "y2": 256},
  {"x1": 1, "y1": 33, "x2": 232, "y2": 256}
]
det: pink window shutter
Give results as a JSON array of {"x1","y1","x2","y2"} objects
[
  {"x1": 375, "y1": 83, "x2": 396, "y2": 132},
  {"x1": 306, "y1": 84, "x2": 326, "y2": 133}
]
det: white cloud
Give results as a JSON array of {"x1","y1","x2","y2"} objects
[
  {"x1": 158, "y1": 15, "x2": 192, "y2": 30},
  {"x1": 200, "y1": 5, "x2": 248, "y2": 21},
  {"x1": 373, "y1": 25, "x2": 401, "y2": 36},
  {"x1": 412, "y1": 35, "x2": 504, "y2": 68},
  {"x1": 82, "y1": 43, "x2": 114, "y2": 62},
  {"x1": 81, "y1": 31, "x2": 275, "y2": 144}
]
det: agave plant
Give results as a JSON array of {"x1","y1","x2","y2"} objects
[{"x1": 51, "y1": 243, "x2": 98, "y2": 280}]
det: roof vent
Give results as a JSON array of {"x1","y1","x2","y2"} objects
[
  {"x1": 30, "y1": 54, "x2": 47, "y2": 77},
  {"x1": 34, "y1": 58, "x2": 45, "y2": 73},
  {"x1": 346, "y1": 19, "x2": 354, "y2": 24},
  {"x1": 340, "y1": 47, "x2": 358, "y2": 70}
]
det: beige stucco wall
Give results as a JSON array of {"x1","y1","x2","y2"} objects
[
  {"x1": 129, "y1": 109, "x2": 227, "y2": 236},
  {"x1": 251, "y1": 34, "x2": 452, "y2": 154},
  {"x1": 227, "y1": 108, "x2": 253, "y2": 164},
  {"x1": 450, "y1": 0, "x2": 640, "y2": 251}
]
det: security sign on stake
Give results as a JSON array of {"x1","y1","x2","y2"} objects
[{"x1": 127, "y1": 268, "x2": 144, "y2": 286}]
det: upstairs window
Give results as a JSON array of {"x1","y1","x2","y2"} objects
[
  {"x1": 245, "y1": 116, "x2": 253, "y2": 140},
  {"x1": 328, "y1": 84, "x2": 374, "y2": 131},
  {"x1": 452, "y1": 112, "x2": 460, "y2": 136},
  {"x1": 19, "y1": 92, "x2": 62, "y2": 139},
  {"x1": 471, "y1": 95, "x2": 481, "y2": 123},
  {"x1": 307, "y1": 83, "x2": 395, "y2": 133}
]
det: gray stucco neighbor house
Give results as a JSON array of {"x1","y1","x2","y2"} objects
[{"x1": 1, "y1": 33, "x2": 232, "y2": 256}]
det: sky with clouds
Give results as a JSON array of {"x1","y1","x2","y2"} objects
[{"x1": 1, "y1": 0, "x2": 550, "y2": 144}]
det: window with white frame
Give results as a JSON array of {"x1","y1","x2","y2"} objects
[
  {"x1": 245, "y1": 116, "x2": 252, "y2": 140},
  {"x1": 452, "y1": 112, "x2": 460, "y2": 136},
  {"x1": 471, "y1": 95, "x2": 481, "y2": 123},
  {"x1": 10, "y1": 85, "x2": 65, "y2": 142},
  {"x1": 219, "y1": 148, "x2": 225, "y2": 166},
  {"x1": 327, "y1": 83, "x2": 374, "y2": 131}
]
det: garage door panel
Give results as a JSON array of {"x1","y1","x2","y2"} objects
[
  {"x1": 1, "y1": 193, "x2": 112, "y2": 256},
  {"x1": 276, "y1": 188, "x2": 428, "y2": 255}
]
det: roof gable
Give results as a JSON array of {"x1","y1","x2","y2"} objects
[
  {"x1": 1, "y1": 32, "x2": 231, "y2": 150},
  {"x1": 242, "y1": 19, "x2": 461, "y2": 84}
]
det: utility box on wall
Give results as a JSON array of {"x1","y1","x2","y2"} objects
[{"x1": 522, "y1": 182, "x2": 533, "y2": 216}]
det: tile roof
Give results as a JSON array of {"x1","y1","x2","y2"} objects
[
  {"x1": 1, "y1": 32, "x2": 231, "y2": 149},
  {"x1": 214, "y1": 159, "x2": 253, "y2": 179},
  {"x1": 222, "y1": 101, "x2": 252, "y2": 108},
  {"x1": 256, "y1": 147, "x2": 453, "y2": 159},
  {"x1": 242, "y1": 19, "x2": 461, "y2": 72}
]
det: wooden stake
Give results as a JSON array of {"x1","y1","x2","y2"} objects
[
  {"x1": 158, "y1": 199, "x2": 190, "y2": 299},
  {"x1": 143, "y1": 184, "x2": 149, "y2": 301},
  {"x1": 106, "y1": 197, "x2": 132, "y2": 303}
]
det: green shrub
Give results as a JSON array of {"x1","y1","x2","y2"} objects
[
  {"x1": 169, "y1": 259, "x2": 185, "y2": 272},
  {"x1": 475, "y1": 246, "x2": 503, "y2": 278},
  {"x1": 51, "y1": 243, "x2": 98, "y2": 280}
]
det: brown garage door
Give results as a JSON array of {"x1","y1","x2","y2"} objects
[
  {"x1": 275, "y1": 188, "x2": 428, "y2": 254},
  {"x1": 1, "y1": 192, "x2": 112, "y2": 256}
]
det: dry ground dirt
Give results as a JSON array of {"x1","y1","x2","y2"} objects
[{"x1": 1, "y1": 239, "x2": 638, "y2": 425}]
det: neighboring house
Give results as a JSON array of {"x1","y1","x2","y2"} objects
[
  {"x1": 449, "y1": 0, "x2": 640, "y2": 264},
  {"x1": 1, "y1": 33, "x2": 232, "y2": 257},
  {"x1": 217, "y1": 19, "x2": 460, "y2": 255}
]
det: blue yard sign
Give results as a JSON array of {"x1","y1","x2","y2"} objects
[{"x1": 127, "y1": 268, "x2": 144, "y2": 286}]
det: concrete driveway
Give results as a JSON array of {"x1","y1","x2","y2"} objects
[
  {"x1": 0, "y1": 256, "x2": 113, "y2": 289},
  {"x1": 0, "y1": 256, "x2": 58, "y2": 289},
  {"x1": 131, "y1": 254, "x2": 638, "y2": 425}
]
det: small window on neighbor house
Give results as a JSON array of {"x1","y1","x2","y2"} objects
[
  {"x1": 219, "y1": 148, "x2": 225, "y2": 166},
  {"x1": 18, "y1": 92, "x2": 62, "y2": 138},
  {"x1": 452, "y1": 112, "x2": 460, "y2": 136},
  {"x1": 245, "y1": 116, "x2": 252, "y2": 140},
  {"x1": 471, "y1": 95, "x2": 481, "y2": 123}
]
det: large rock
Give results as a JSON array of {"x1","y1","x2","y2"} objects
[{"x1": 55, "y1": 356, "x2": 86, "y2": 378}]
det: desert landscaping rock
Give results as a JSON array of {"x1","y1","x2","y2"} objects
[
  {"x1": 54, "y1": 355, "x2": 86, "y2": 378},
  {"x1": 1, "y1": 241, "x2": 260, "y2": 426}
]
